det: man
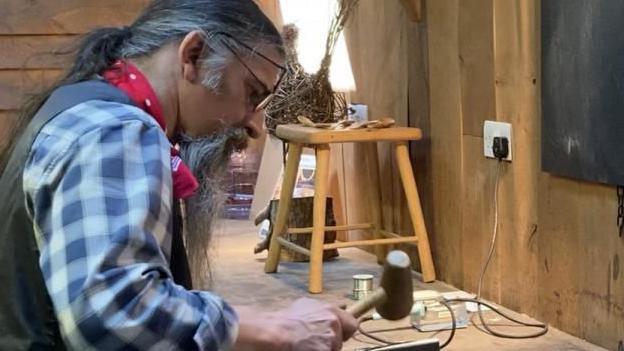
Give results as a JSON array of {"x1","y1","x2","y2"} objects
[{"x1": 0, "y1": 1, "x2": 357, "y2": 350}]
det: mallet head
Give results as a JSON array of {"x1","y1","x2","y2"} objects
[{"x1": 376, "y1": 250, "x2": 414, "y2": 320}]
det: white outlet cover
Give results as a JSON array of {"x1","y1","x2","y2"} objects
[{"x1": 483, "y1": 120, "x2": 512, "y2": 161}]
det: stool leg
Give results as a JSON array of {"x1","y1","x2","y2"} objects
[
  {"x1": 364, "y1": 142, "x2": 387, "y2": 263},
  {"x1": 394, "y1": 141, "x2": 436, "y2": 282},
  {"x1": 264, "y1": 143, "x2": 303, "y2": 273},
  {"x1": 309, "y1": 144, "x2": 330, "y2": 293}
]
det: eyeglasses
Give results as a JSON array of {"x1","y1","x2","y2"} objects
[{"x1": 212, "y1": 32, "x2": 286, "y2": 112}]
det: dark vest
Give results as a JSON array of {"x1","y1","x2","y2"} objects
[{"x1": 0, "y1": 81, "x2": 192, "y2": 350}]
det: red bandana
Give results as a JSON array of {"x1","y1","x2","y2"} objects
[{"x1": 102, "y1": 60, "x2": 199, "y2": 199}]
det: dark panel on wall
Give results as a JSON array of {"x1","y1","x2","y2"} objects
[{"x1": 542, "y1": 1, "x2": 624, "y2": 185}]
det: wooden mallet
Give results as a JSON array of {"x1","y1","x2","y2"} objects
[{"x1": 346, "y1": 250, "x2": 414, "y2": 320}]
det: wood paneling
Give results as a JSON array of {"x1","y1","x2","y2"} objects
[
  {"x1": 575, "y1": 185, "x2": 624, "y2": 346},
  {"x1": 0, "y1": 0, "x2": 149, "y2": 34},
  {"x1": 537, "y1": 174, "x2": 584, "y2": 335},
  {"x1": 492, "y1": 0, "x2": 540, "y2": 316},
  {"x1": 0, "y1": 36, "x2": 76, "y2": 69},
  {"x1": 459, "y1": 0, "x2": 495, "y2": 137},
  {"x1": 0, "y1": 70, "x2": 62, "y2": 110},
  {"x1": 423, "y1": 0, "x2": 624, "y2": 348},
  {"x1": 458, "y1": 0, "x2": 499, "y2": 302},
  {"x1": 426, "y1": 0, "x2": 464, "y2": 286},
  {"x1": 538, "y1": 175, "x2": 624, "y2": 347}
]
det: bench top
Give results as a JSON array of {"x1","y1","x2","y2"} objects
[{"x1": 275, "y1": 125, "x2": 423, "y2": 144}]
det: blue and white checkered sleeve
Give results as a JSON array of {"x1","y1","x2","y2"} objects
[{"x1": 24, "y1": 115, "x2": 238, "y2": 350}]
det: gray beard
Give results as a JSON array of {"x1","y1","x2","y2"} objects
[{"x1": 177, "y1": 127, "x2": 248, "y2": 289}]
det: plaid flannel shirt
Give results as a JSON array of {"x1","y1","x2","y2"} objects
[{"x1": 22, "y1": 100, "x2": 238, "y2": 350}]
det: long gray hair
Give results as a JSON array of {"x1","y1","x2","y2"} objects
[{"x1": 2, "y1": 0, "x2": 284, "y2": 287}]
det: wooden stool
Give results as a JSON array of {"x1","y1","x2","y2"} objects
[{"x1": 264, "y1": 125, "x2": 436, "y2": 293}]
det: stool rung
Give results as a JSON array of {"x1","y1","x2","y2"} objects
[
  {"x1": 286, "y1": 223, "x2": 372, "y2": 235},
  {"x1": 323, "y1": 237, "x2": 418, "y2": 250},
  {"x1": 277, "y1": 237, "x2": 311, "y2": 256},
  {"x1": 380, "y1": 230, "x2": 416, "y2": 239}
]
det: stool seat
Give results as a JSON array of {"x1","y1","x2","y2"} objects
[
  {"x1": 264, "y1": 124, "x2": 436, "y2": 293},
  {"x1": 276, "y1": 125, "x2": 423, "y2": 144}
]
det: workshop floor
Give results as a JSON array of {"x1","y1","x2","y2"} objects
[{"x1": 211, "y1": 220, "x2": 605, "y2": 351}]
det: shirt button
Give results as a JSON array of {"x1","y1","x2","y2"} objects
[
  {"x1": 145, "y1": 99, "x2": 152, "y2": 107},
  {"x1": 129, "y1": 73, "x2": 137, "y2": 80}
]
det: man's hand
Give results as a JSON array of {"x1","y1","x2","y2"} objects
[{"x1": 232, "y1": 298, "x2": 358, "y2": 351}]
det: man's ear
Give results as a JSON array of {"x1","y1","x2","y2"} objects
[{"x1": 178, "y1": 30, "x2": 206, "y2": 83}]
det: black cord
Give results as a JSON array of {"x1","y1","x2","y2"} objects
[
  {"x1": 356, "y1": 300, "x2": 456, "y2": 350},
  {"x1": 438, "y1": 300, "x2": 456, "y2": 349},
  {"x1": 458, "y1": 159, "x2": 548, "y2": 339},
  {"x1": 444, "y1": 297, "x2": 548, "y2": 338},
  {"x1": 354, "y1": 159, "x2": 547, "y2": 350},
  {"x1": 356, "y1": 316, "x2": 399, "y2": 346}
]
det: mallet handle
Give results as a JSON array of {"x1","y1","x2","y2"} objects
[{"x1": 346, "y1": 288, "x2": 388, "y2": 318}]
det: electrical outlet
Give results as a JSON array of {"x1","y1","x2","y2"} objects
[{"x1": 483, "y1": 120, "x2": 512, "y2": 161}]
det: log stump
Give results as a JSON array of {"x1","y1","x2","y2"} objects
[{"x1": 267, "y1": 196, "x2": 339, "y2": 262}]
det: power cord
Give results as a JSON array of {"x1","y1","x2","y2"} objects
[
  {"x1": 444, "y1": 157, "x2": 548, "y2": 339},
  {"x1": 437, "y1": 299, "x2": 456, "y2": 348},
  {"x1": 356, "y1": 299, "x2": 456, "y2": 350},
  {"x1": 354, "y1": 139, "x2": 547, "y2": 350},
  {"x1": 357, "y1": 316, "x2": 399, "y2": 346}
]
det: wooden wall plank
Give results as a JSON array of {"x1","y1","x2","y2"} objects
[
  {"x1": 539, "y1": 175, "x2": 624, "y2": 347},
  {"x1": 426, "y1": 0, "x2": 464, "y2": 286},
  {"x1": 537, "y1": 175, "x2": 584, "y2": 336},
  {"x1": 574, "y1": 181, "x2": 624, "y2": 346},
  {"x1": 0, "y1": 36, "x2": 75, "y2": 69},
  {"x1": 0, "y1": 70, "x2": 62, "y2": 110},
  {"x1": 459, "y1": 0, "x2": 495, "y2": 138},
  {"x1": 492, "y1": 0, "x2": 540, "y2": 314},
  {"x1": 0, "y1": 0, "x2": 150, "y2": 35},
  {"x1": 457, "y1": 0, "x2": 500, "y2": 301}
]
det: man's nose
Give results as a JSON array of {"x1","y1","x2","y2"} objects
[{"x1": 244, "y1": 109, "x2": 266, "y2": 139}]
